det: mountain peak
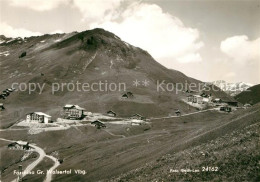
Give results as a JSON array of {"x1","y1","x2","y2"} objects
[{"x1": 212, "y1": 80, "x2": 254, "y2": 96}]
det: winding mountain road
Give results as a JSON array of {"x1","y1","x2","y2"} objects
[{"x1": 0, "y1": 138, "x2": 59, "y2": 182}]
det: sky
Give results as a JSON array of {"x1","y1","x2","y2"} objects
[{"x1": 0, "y1": 0, "x2": 259, "y2": 84}]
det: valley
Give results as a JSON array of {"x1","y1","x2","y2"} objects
[
  {"x1": 0, "y1": 29, "x2": 259, "y2": 182},
  {"x1": 1, "y1": 104, "x2": 259, "y2": 181}
]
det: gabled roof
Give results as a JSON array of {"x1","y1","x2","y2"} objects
[
  {"x1": 107, "y1": 110, "x2": 116, "y2": 114},
  {"x1": 64, "y1": 104, "x2": 86, "y2": 110},
  {"x1": 8, "y1": 142, "x2": 19, "y2": 146},
  {"x1": 28, "y1": 112, "x2": 51, "y2": 118},
  {"x1": 132, "y1": 113, "x2": 142, "y2": 117},
  {"x1": 194, "y1": 95, "x2": 202, "y2": 98},
  {"x1": 16, "y1": 141, "x2": 28, "y2": 145},
  {"x1": 91, "y1": 120, "x2": 105, "y2": 125}
]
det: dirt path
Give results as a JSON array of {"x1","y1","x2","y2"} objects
[
  {"x1": 0, "y1": 128, "x2": 28, "y2": 131},
  {"x1": 104, "y1": 129, "x2": 126, "y2": 138},
  {"x1": 44, "y1": 155, "x2": 60, "y2": 182},
  {"x1": 0, "y1": 138, "x2": 59, "y2": 182},
  {"x1": 151, "y1": 108, "x2": 215, "y2": 120}
]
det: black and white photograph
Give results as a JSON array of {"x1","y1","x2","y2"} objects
[{"x1": 0, "y1": 0, "x2": 259, "y2": 181}]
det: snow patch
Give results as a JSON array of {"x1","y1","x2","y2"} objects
[
  {"x1": 114, "y1": 35, "x2": 120, "y2": 40},
  {"x1": 54, "y1": 39, "x2": 61, "y2": 42},
  {"x1": 83, "y1": 51, "x2": 97, "y2": 71},
  {"x1": 123, "y1": 41, "x2": 131, "y2": 48},
  {"x1": 6, "y1": 39, "x2": 15, "y2": 43}
]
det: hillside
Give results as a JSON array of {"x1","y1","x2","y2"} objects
[
  {"x1": 1, "y1": 102, "x2": 259, "y2": 181},
  {"x1": 0, "y1": 28, "x2": 232, "y2": 128},
  {"x1": 234, "y1": 84, "x2": 260, "y2": 105},
  {"x1": 109, "y1": 105, "x2": 260, "y2": 182}
]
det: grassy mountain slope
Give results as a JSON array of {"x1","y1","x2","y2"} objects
[
  {"x1": 235, "y1": 84, "x2": 260, "y2": 105},
  {"x1": 109, "y1": 105, "x2": 260, "y2": 182},
  {"x1": 1, "y1": 28, "x2": 232, "y2": 128},
  {"x1": 1, "y1": 103, "x2": 259, "y2": 181}
]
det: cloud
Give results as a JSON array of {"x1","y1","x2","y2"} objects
[
  {"x1": 0, "y1": 22, "x2": 42, "y2": 38},
  {"x1": 220, "y1": 35, "x2": 260, "y2": 62},
  {"x1": 224, "y1": 72, "x2": 236, "y2": 79},
  {"x1": 6, "y1": 0, "x2": 204, "y2": 64},
  {"x1": 72, "y1": 0, "x2": 123, "y2": 22},
  {"x1": 177, "y1": 53, "x2": 202, "y2": 63},
  {"x1": 90, "y1": 2, "x2": 204, "y2": 63},
  {"x1": 8, "y1": 0, "x2": 66, "y2": 11}
]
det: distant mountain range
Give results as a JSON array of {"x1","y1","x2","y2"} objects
[{"x1": 212, "y1": 80, "x2": 254, "y2": 96}]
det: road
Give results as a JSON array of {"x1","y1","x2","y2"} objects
[
  {"x1": 0, "y1": 108, "x2": 218, "y2": 181},
  {"x1": 0, "y1": 138, "x2": 59, "y2": 182},
  {"x1": 104, "y1": 129, "x2": 126, "y2": 138},
  {"x1": 44, "y1": 155, "x2": 60, "y2": 182},
  {"x1": 150, "y1": 108, "x2": 216, "y2": 120}
]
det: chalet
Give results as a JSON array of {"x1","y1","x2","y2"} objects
[
  {"x1": 91, "y1": 120, "x2": 106, "y2": 129},
  {"x1": 187, "y1": 95, "x2": 194, "y2": 102},
  {"x1": 7, "y1": 88, "x2": 15, "y2": 92},
  {"x1": 122, "y1": 94, "x2": 128, "y2": 98},
  {"x1": 186, "y1": 90, "x2": 193, "y2": 93},
  {"x1": 122, "y1": 92, "x2": 134, "y2": 99},
  {"x1": 2, "y1": 92, "x2": 9, "y2": 96},
  {"x1": 63, "y1": 104, "x2": 85, "y2": 120},
  {"x1": 107, "y1": 110, "x2": 116, "y2": 117},
  {"x1": 0, "y1": 103, "x2": 5, "y2": 110},
  {"x1": 8, "y1": 141, "x2": 32, "y2": 150},
  {"x1": 3, "y1": 90, "x2": 9, "y2": 93},
  {"x1": 131, "y1": 113, "x2": 146, "y2": 120},
  {"x1": 213, "y1": 98, "x2": 222, "y2": 103},
  {"x1": 175, "y1": 110, "x2": 181, "y2": 116},
  {"x1": 203, "y1": 97, "x2": 212, "y2": 103},
  {"x1": 126, "y1": 92, "x2": 134, "y2": 97},
  {"x1": 26, "y1": 112, "x2": 52, "y2": 123},
  {"x1": 220, "y1": 106, "x2": 232, "y2": 112},
  {"x1": 223, "y1": 101, "x2": 238, "y2": 107},
  {"x1": 200, "y1": 92, "x2": 208, "y2": 97},
  {"x1": 23, "y1": 142, "x2": 32, "y2": 150},
  {"x1": 8, "y1": 142, "x2": 22, "y2": 150},
  {"x1": 0, "y1": 94, "x2": 5, "y2": 99},
  {"x1": 187, "y1": 95, "x2": 203, "y2": 104}
]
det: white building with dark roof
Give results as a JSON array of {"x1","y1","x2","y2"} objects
[
  {"x1": 63, "y1": 104, "x2": 86, "y2": 120},
  {"x1": 26, "y1": 112, "x2": 51, "y2": 123}
]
